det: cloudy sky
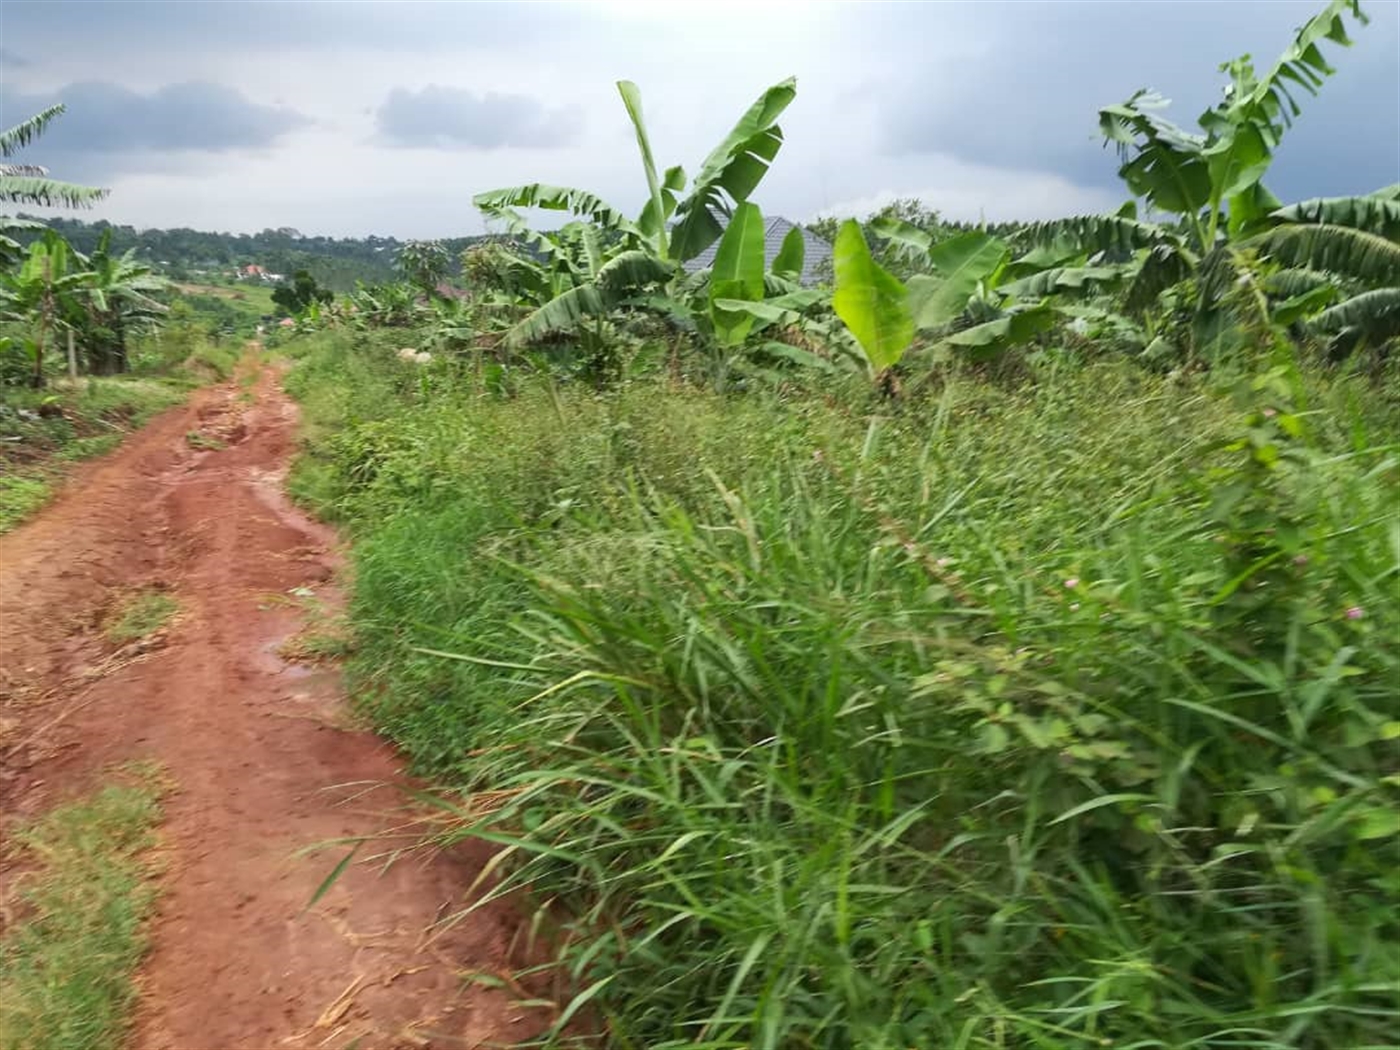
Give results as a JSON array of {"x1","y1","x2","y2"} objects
[{"x1": 2, "y1": 0, "x2": 1396, "y2": 238}]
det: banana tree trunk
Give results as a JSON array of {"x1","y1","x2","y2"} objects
[{"x1": 31, "y1": 303, "x2": 48, "y2": 388}]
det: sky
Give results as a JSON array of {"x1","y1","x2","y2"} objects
[{"x1": 1, "y1": 0, "x2": 1396, "y2": 239}]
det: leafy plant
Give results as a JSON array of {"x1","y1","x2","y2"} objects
[
  {"x1": 75, "y1": 230, "x2": 168, "y2": 375},
  {"x1": 1007, "y1": 0, "x2": 1382, "y2": 360},
  {"x1": 0, "y1": 232, "x2": 93, "y2": 386},
  {"x1": 831, "y1": 219, "x2": 1050, "y2": 376},
  {"x1": 831, "y1": 220, "x2": 911, "y2": 372},
  {"x1": 396, "y1": 240, "x2": 452, "y2": 296},
  {"x1": 473, "y1": 77, "x2": 798, "y2": 352},
  {"x1": 1, "y1": 105, "x2": 108, "y2": 263}
]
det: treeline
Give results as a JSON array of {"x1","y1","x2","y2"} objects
[{"x1": 11, "y1": 217, "x2": 494, "y2": 292}]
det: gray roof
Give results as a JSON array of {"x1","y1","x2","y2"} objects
[{"x1": 682, "y1": 215, "x2": 832, "y2": 286}]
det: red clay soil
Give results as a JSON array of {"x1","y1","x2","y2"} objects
[{"x1": 0, "y1": 351, "x2": 549, "y2": 1049}]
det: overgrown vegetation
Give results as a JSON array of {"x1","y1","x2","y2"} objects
[
  {"x1": 5, "y1": 0, "x2": 1392, "y2": 1044},
  {"x1": 0, "y1": 763, "x2": 167, "y2": 1050},
  {"x1": 289, "y1": 321, "x2": 1398, "y2": 1049},
  {"x1": 279, "y1": 4, "x2": 1398, "y2": 1046}
]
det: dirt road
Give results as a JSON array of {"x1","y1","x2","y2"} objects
[{"x1": 0, "y1": 352, "x2": 543, "y2": 1049}]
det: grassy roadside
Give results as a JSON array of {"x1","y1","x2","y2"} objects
[
  {"x1": 285, "y1": 329, "x2": 1400, "y2": 1048},
  {"x1": 0, "y1": 341, "x2": 240, "y2": 534},
  {"x1": 0, "y1": 763, "x2": 168, "y2": 1050}
]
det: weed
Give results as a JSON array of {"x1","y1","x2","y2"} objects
[
  {"x1": 182, "y1": 343, "x2": 240, "y2": 381},
  {"x1": 184, "y1": 431, "x2": 226, "y2": 451},
  {"x1": 104, "y1": 590, "x2": 178, "y2": 644},
  {"x1": 0, "y1": 762, "x2": 167, "y2": 1050},
  {"x1": 55, "y1": 434, "x2": 122, "y2": 461},
  {"x1": 279, "y1": 626, "x2": 356, "y2": 664},
  {"x1": 0, "y1": 475, "x2": 50, "y2": 531}
]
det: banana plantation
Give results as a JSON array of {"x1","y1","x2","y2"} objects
[{"x1": 282, "y1": 0, "x2": 1398, "y2": 394}]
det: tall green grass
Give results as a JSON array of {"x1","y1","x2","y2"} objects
[{"x1": 288, "y1": 330, "x2": 1400, "y2": 1048}]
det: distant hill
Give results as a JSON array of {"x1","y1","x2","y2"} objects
[{"x1": 14, "y1": 217, "x2": 496, "y2": 292}]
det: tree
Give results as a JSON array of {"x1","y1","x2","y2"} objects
[
  {"x1": 396, "y1": 240, "x2": 451, "y2": 295},
  {"x1": 1, "y1": 105, "x2": 108, "y2": 263},
  {"x1": 271, "y1": 269, "x2": 333, "y2": 316},
  {"x1": 77, "y1": 229, "x2": 168, "y2": 374}
]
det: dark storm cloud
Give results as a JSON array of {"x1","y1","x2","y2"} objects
[
  {"x1": 873, "y1": 0, "x2": 1399, "y2": 200},
  {"x1": 376, "y1": 86, "x2": 581, "y2": 149},
  {"x1": 4, "y1": 82, "x2": 311, "y2": 177}
]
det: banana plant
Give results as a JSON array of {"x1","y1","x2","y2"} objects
[
  {"x1": 477, "y1": 77, "x2": 795, "y2": 267},
  {"x1": 970, "y1": 0, "x2": 1375, "y2": 357},
  {"x1": 831, "y1": 219, "x2": 1055, "y2": 378},
  {"x1": 75, "y1": 229, "x2": 168, "y2": 374},
  {"x1": 693, "y1": 203, "x2": 832, "y2": 376},
  {"x1": 0, "y1": 231, "x2": 94, "y2": 387},
  {"x1": 497, "y1": 221, "x2": 671, "y2": 350},
  {"x1": 473, "y1": 77, "x2": 797, "y2": 349},
  {"x1": 346, "y1": 281, "x2": 423, "y2": 328},
  {"x1": 1253, "y1": 184, "x2": 1400, "y2": 354},
  {"x1": 1100, "y1": 0, "x2": 1367, "y2": 250},
  {"x1": 2, "y1": 104, "x2": 108, "y2": 263},
  {"x1": 837, "y1": 210, "x2": 1069, "y2": 375}
]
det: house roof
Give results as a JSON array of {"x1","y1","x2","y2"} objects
[{"x1": 681, "y1": 215, "x2": 831, "y2": 286}]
